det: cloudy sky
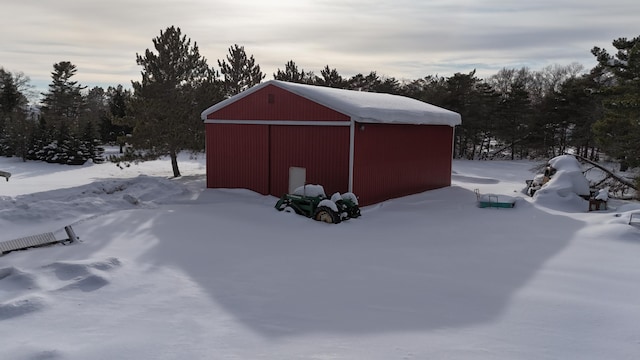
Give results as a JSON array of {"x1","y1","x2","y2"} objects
[{"x1": 2, "y1": 0, "x2": 638, "y2": 96}]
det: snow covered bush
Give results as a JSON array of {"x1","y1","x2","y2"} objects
[{"x1": 533, "y1": 155, "x2": 591, "y2": 211}]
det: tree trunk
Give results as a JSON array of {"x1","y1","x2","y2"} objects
[
  {"x1": 170, "y1": 150, "x2": 181, "y2": 177},
  {"x1": 510, "y1": 137, "x2": 515, "y2": 160}
]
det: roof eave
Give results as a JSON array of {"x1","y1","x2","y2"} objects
[{"x1": 201, "y1": 80, "x2": 463, "y2": 127}]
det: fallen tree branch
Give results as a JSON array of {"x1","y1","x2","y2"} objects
[
  {"x1": 488, "y1": 133, "x2": 531, "y2": 160},
  {"x1": 570, "y1": 154, "x2": 637, "y2": 191}
]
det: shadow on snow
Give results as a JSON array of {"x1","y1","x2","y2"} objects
[{"x1": 79, "y1": 185, "x2": 582, "y2": 338}]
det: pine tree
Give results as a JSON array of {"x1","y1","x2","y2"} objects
[
  {"x1": 0, "y1": 69, "x2": 19, "y2": 156},
  {"x1": 78, "y1": 86, "x2": 108, "y2": 162},
  {"x1": 403, "y1": 75, "x2": 448, "y2": 105},
  {"x1": 217, "y1": 44, "x2": 265, "y2": 96},
  {"x1": 315, "y1": 65, "x2": 345, "y2": 88},
  {"x1": 98, "y1": 85, "x2": 133, "y2": 154},
  {"x1": 41, "y1": 61, "x2": 85, "y2": 126},
  {"x1": 80, "y1": 118, "x2": 104, "y2": 163},
  {"x1": 486, "y1": 68, "x2": 536, "y2": 159},
  {"x1": 347, "y1": 72, "x2": 382, "y2": 92},
  {"x1": 37, "y1": 61, "x2": 92, "y2": 164},
  {"x1": 555, "y1": 74, "x2": 603, "y2": 160},
  {"x1": 126, "y1": 26, "x2": 221, "y2": 177},
  {"x1": 83, "y1": 87, "x2": 106, "y2": 133},
  {"x1": 273, "y1": 60, "x2": 312, "y2": 83},
  {"x1": 591, "y1": 36, "x2": 640, "y2": 168},
  {"x1": 27, "y1": 117, "x2": 53, "y2": 161},
  {"x1": 441, "y1": 70, "x2": 499, "y2": 159},
  {"x1": 494, "y1": 77, "x2": 532, "y2": 159},
  {"x1": 0, "y1": 68, "x2": 32, "y2": 160},
  {"x1": 0, "y1": 69, "x2": 21, "y2": 115},
  {"x1": 2, "y1": 110, "x2": 32, "y2": 160}
]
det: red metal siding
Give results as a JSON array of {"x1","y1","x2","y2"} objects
[
  {"x1": 204, "y1": 84, "x2": 456, "y2": 206},
  {"x1": 353, "y1": 123, "x2": 454, "y2": 206},
  {"x1": 207, "y1": 84, "x2": 350, "y2": 121},
  {"x1": 269, "y1": 125, "x2": 350, "y2": 198},
  {"x1": 205, "y1": 123, "x2": 269, "y2": 194}
]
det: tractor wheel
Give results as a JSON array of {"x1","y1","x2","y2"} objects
[
  {"x1": 313, "y1": 206, "x2": 340, "y2": 224},
  {"x1": 351, "y1": 206, "x2": 361, "y2": 218}
]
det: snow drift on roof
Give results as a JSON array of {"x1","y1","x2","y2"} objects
[{"x1": 201, "y1": 80, "x2": 462, "y2": 126}]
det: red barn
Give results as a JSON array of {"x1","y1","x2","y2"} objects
[{"x1": 201, "y1": 80, "x2": 461, "y2": 206}]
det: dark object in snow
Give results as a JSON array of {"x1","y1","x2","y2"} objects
[
  {"x1": 0, "y1": 170, "x2": 10, "y2": 181},
  {"x1": 0, "y1": 226, "x2": 79, "y2": 255},
  {"x1": 275, "y1": 185, "x2": 361, "y2": 224},
  {"x1": 588, "y1": 199, "x2": 607, "y2": 211},
  {"x1": 588, "y1": 188, "x2": 608, "y2": 211},
  {"x1": 123, "y1": 194, "x2": 139, "y2": 205},
  {"x1": 525, "y1": 165, "x2": 555, "y2": 196}
]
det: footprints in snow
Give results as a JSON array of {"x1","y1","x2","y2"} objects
[
  {"x1": 0, "y1": 296, "x2": 48, "y2": 320},
  {"x1": 44, "y1": 257, "x2": 121, "y2": 292},
  {"x1": 0, "y1": 266, "x2": 39, "y2": 291},
  {"x1": 0, "y1": 257, "x2": 121, "y2": 320}
]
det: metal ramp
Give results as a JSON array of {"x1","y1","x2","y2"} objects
[{"x1": 1, "y1": 226, "x2": 79, "y2": 255}]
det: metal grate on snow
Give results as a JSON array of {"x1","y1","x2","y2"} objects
[{"x1": 0, "y1": 226, "x2": 79, "y2": 255}]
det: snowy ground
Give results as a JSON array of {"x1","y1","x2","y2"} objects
[{"x1": 1, "y1": 153, "x2": 640, "y2": 360}]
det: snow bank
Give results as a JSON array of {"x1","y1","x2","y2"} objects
[
  {"x1": 3, "y1": 155, "x2": 640, "y2": 360},
  {"x1": 0, "y1": 176, "x2": 186, "y2": 224}
]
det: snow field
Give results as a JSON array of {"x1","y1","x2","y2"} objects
[{"x1": 1, "y1": 154, "x2": 640, "y2": 359}]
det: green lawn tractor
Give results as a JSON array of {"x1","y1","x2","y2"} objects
[{"x1": 275, "y1": 185, "x2": 361, "y2": 224}]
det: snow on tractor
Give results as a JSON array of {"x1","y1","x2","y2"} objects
[{"x1": 275, "y1": 184, "x2": 361, "y2": 224}]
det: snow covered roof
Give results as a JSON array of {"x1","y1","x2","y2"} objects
[{"x1": 201, "y1": 80, "x2": 462, "y2": 126}]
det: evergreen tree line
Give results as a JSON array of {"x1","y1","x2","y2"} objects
[
  {"x1": 272, "y1": 59, "x2": 630, "y2": 166},
  {"x1": 0, "y1": 63, "x2": 131, "y2": 164},
  {"x1": 1, "y1": 27, "x2": 639, "y2": 180},
  {"x1": 276, "y1": 37, "x2": 640, "y2": 170}
]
